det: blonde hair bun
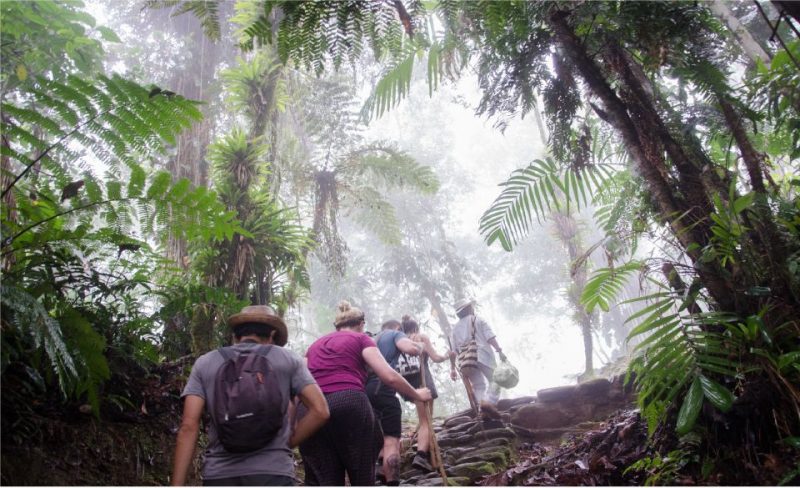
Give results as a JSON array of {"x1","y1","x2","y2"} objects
[{"x1": 334, "y1": 300, "x2": 364, "y2": 328}]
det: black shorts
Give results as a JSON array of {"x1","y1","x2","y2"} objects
[
  {"x1": 400, "y1": 371, "x2": 438, "y2": 402},
  {"x1": 366, "y1": 380, "x2": 402, "y2": 438}
]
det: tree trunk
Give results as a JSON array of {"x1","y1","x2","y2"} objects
[
  {"x1": 549, "y1": 10, "x2": 739, "y2": 313},
  {"x1": 709, "y1": 0, "x2": 771, "y2": 66},
  {"x1": 160, "y1": 4, "x2": 234, "y2": 270}
]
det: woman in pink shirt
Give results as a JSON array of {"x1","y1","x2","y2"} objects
[{"x1": 299, "y1": 301, "x2": 431, "y2": 486}]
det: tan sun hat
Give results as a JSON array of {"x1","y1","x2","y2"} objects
[
  {"x1": 453, "y1": 298, "x2": 476, "y2": 313},
  {"x1": 228, "y1": 305, "x2": 288, "y2": 347}
]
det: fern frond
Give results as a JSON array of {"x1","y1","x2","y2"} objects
[
  {"x1": 344, "y1": 186, "x2": 402, "y2": 246},
  {"x1": 0, "y1": 285, "x2": 78, "y2": 395},
  {"x1": 361, "y1": 44, "x2": 418, "y2": 122},
  {"x1": 624, "y1": 285, "x2": 740, "y2": 435},
  {"x1": 581, "y1": 261, "x2": 642, "y2": 312},
  {"x1": 347, "y1": 143, "x2": 439, "y2": 194},
  {"x1": 479, "y1": 158, "x2": 614, "y2": 251}
]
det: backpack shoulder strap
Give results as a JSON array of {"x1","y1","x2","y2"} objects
[
  {"x1": 218, "y1": 346, "x2": 235, "y2": 361},
  {"x1": 254, "y1": 344, "x2": 274, "y2": 357},
  {"x1": 470, "y1": 316, "x2": 477, "y2": 339}
]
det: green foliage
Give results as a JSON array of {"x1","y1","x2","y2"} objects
[
  {"x1": 581, "y1": 261, "x2": 642, "y2": 313},
  {"x1": 1, "y1": 73, "x2": 203, "y2": 196},
  {"x1": 479, "y1": 157, "x2": 613, "y2": 251},
  {"x1": 624, "y1": 446, "x2": 695, "y2": 486},
  {"x1": 622, "y1": 281, "x2": 749, "y2": 434},
  {"x1": 144, "y1": 1, "x2": 221, "y2": 41},
  {"x1": 244, "y1": 1, "x2": 410, "y2": 73},
  {"x1": 0, "y1": 3, "x2": 241, "y2": 416},
  {"x1": 0, "y1": 0, "x2": 109, "y2": 91}
]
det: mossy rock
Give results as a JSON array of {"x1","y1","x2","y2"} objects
[
  {"x1": 443, "y1": 446, "x2": 478, "y2": 465},
  {"x1": 446, "y1": 460, "x2": 499, "y2": 479},
  {"x1": 456, "y1": 444, "x2": 514, "y2": 466}
]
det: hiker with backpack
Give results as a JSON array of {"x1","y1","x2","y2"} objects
[
  {"x1": 449, "y1": 298, "x2": 507, "y2": 406},
  {"x1": 398, "y1": 314, "x2": 449, "y2": 472},
  {"x1": 365, "y1": 318, "x2": 426, "y2": 485},
  {"x1": 299, "y1": 301, "x2": 431, "y2": 486},
  {"x1": 171, "y1": 305, "x2": 330, "y2": 486}
]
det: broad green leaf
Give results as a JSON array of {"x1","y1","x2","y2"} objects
[
  {"x1": 676, "y1": 376, "x2": 703, "y2": 435},
  {"x1": 699, "y1": 375, "x2": 734, "y2": 412}
]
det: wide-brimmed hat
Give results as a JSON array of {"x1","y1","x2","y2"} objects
[
  {"x1": 228, "y1": 305, "x2": 288, "y2": 346},
  {"x1": 453, "y1": 298, "x2": 476, "y2": 313}
]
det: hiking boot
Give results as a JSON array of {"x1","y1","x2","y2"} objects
[{"x1": 411, "y1": 452, "x2": 434, "y2": 472}]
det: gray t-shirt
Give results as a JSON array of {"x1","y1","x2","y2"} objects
[
  {"x1": 181, "y1": 342, "x2": 316, "y2": 481},
  {"x1": 450, "y1": 314, "x2": 497, "y2": 369}
]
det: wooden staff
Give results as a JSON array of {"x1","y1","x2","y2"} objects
[
  {"x1": 461, "y1": 369, "x2": 479, "y2": 417},
  {"x1": 419, "y1": 355, "x2": 448, "y2": 485}
]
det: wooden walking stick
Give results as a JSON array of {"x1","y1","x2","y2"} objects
[
  {"x1": 419, "y1": 355, "x2": 448, "y2": 485},
  {"x1": 461, "y1": 370, "x2": 479, "y2": 417}
]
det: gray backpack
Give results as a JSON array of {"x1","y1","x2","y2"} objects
[{"x1": 213, "y1": 345, "x2": 286, "y2": 453}]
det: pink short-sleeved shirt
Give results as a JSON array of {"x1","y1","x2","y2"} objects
[{"x1": 306, "y1": 330, "x2": 377, "y2": 394}]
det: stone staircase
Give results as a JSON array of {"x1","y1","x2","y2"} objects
[{"x1": 399, "y1": 376, "x2": 635, "y2": 486}]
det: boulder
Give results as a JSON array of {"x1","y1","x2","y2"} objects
[
  {"x1": 446, "y1": 460, "x2": 499, "y2": 479},
  {"x1": 511, "y1": 403, "x2": 574, "y2": 429},
  {"x1": 442, "y1": 415, "x2": 473, "y2": 429},
  {"x1": 537, "y1": 385, "x2": 579, "y2": 403},
  {"x1": 497, "y1": 396, "x2": 536, "y2": 411},
  {"x1": 577, "y1": 378, "x2": 611, "y2": 397}
]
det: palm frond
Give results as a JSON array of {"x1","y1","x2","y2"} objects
[
  {"x1": 479, "y1": 158, "x2": 614, "y2": 251},
  {"x1": 581, "y1": 261, "x2": 643, "y2": 313},
  {"x1": 624, "y1": 284, "x2": 740, "y2": 434}
]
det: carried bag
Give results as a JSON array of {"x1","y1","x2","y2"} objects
[
  {"x1": 395, "y1": 352, "x2": 421, "y2": 377},
  {"x1": 213, "y1": 345, "x2": 286, "y2": 453},
  {"x1": 456, "y1": 317, "x2": 479, "y2": 371},
  {"x1": 493, "y1": 358, "x2": 519, "y2": 389}
]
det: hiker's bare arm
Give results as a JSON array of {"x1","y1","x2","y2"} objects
[
  {"x1": 363, "y1": 347, "x2": 432, "y2": 402},
  {"x1": 488, "y1": 336, "x2": 507, "y2": 361},
  {"x1": 421, "y1": 335, "x2": 447, "y2": 363},
  {"x1": 171, "y1": 395, "x2": 203, "y2": 486},
  {"x1": 396, "y1": 337, "x2": 422, "y2": 356},
  {"x1": 289, "y1": 384, "x2": 330, "y2": 448}
]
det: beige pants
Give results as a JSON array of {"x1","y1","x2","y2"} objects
[{"x1": 463, "y1": 363, "x2": 498, "y2": 404}]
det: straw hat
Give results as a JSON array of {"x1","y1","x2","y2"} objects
[
  {"x1": 228, "y1": 305, "x2": 288, "y2": 346},
  {"x1": 453, "y1": 298, "x2": 476, "y2": 313}
]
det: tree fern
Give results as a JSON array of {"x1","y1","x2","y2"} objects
[
  {"x1": 479, "y1": 157, "x2": 614, "y2": 251},
  {"x1": 348, "y1": 143, "x2": 439, "y2": 194},
  {"x1": 345, "y1": 186, "x2": 402, "y2": 245}
]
